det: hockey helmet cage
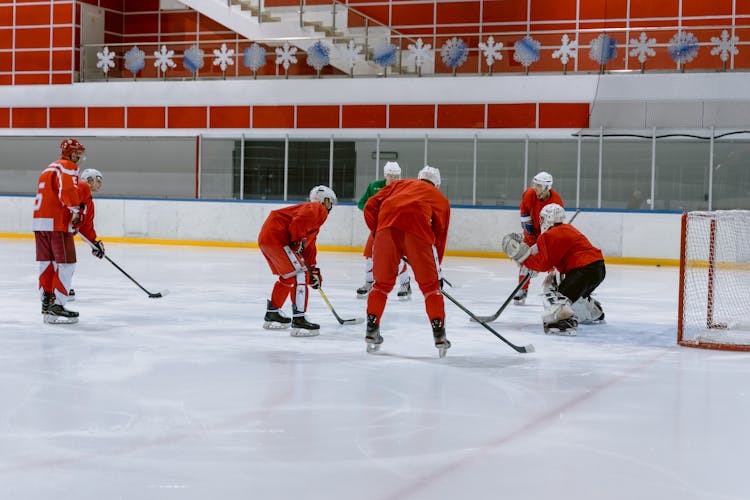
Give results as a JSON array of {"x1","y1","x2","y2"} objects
[
  {"x1": 540, "y1": 203, "x2": 566, "y2": 232},
  {"x1": 80, "y1": 168, "x2": 103, "y2": 182},
  {"x1": 60, "y1": 138, "x2": 86, "y2": 158},
  {"x1": 309, "y1": 185, "x2": 337, "y2": 206},
  {"x1": 532, "y1": 171, "x2": 553, "y2": 189},
  {"x1": 383, "y1": 161, "x2": 402, "y2": 178},
  {"x1": 418, "y1": 165, "x2": 441, "y2": 187}
]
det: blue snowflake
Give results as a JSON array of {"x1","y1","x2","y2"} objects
[
  {"x1": 668, "y1": 31, "x2": 700, "y2": 65},
  {"x1": 306, "y1": 41, "x2": 330, "y2": 73},
  {"x1": 123, "y1": 46, "x2": 145, "y2": 77},
  {"x1": 440, "y1": 37, "x2": 468, "y2": 72},
  {"x1": 372, "y1": 40, "x2": 398, "y2": 70},
  {"x1": 243, "y1": 43, "x2": 267, "y2": 73},
  {"x1": 183, "y1": 44, "x2": 205, "y2": 74},
  {"x1": 513, "y1": 36, "x2": 541, "y2": 69},
  {"x1": 589, "y1": 34, "x2": 617, "y2": 66}
]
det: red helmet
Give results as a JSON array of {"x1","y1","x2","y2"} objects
[{"x1": 60, "y1": 138, "x2": 85, "y2": 158}]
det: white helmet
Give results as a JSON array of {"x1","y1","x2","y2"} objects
[
  {"x1": 80, "y1": 168, "x2": 102, "y2": 182},
  {"x1": 540, "y1": 203, "x2": 566, "y2": 232},
  {"x1": 383, "y1": 161, "x2": 401, "y2": 178},
  {"x1": 309, "y1": 185, "x2": 337, "y2": 206},
  {"x1": 532, "y1": 171, "x2": 553, "y2": 190},
  {"x1": 418, "y1": 165, "x2": 441, "y2": 187}
]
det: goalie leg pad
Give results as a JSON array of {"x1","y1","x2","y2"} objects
[
  {"x1": 542, "y1": 291, "x2": 576, "y2": 325},
  {"x1": 572, "y1": 296, "x2": 605, "y2": 324}
]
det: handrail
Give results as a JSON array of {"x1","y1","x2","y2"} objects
[{"x1": 330, "y1": 0, "x2": 418, "y2": 47}]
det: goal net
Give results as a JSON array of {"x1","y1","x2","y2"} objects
[{"x1": 678, "y1": 210, "x2": 750, "y2": 350}]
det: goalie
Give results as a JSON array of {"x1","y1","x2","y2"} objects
[{"x1": 502, "y1": 204, "x2": 605, "y2": 335}]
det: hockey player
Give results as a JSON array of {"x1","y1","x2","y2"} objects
[
  {"x1": 32, "y1": 138, "x2": 86, "y2": 324},
  {"x1": 363, "y1": 166, "x2": 451, "y2": 356},
  {"x1": 68, "y1": 168, "x2": 105, "y2": 301},
  {"x1": 502, "y1": 203, "x2": 605, "y2": 336},
  {"x1": 257, "y1": 185, "x2": 336, "y2": 337},
  {"x1": 514, "y1": 171, "x2": 565, "y2": 305},
  {"x1": 356, "y1": 161, "x2": 411, "y2": 300}
]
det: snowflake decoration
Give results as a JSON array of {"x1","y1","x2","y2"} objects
[
  {"x1": 123, "y1": 46, "x2": 145, "y2": 78},
  {"x1": 406, "y1": 38, "x2": 432, "y2": 75},
  {"x1": 306, "y1": 41, "x2": 330, "y2": 74},
  {"x1": 183, "y1": 44, "x2": 205, "y2": 74},
  {"x1": 668, "y1": 31, "x2": 699, "y2": 65},
  {"x1": 629, "y1": 31, "x2": 656, "y2": 64},
  {"x1": 96, "y1": 46, "x2": 116, "y2": 76},
  {"x1": 710, "y1": 29, "x2": 739, "y2": 63},
  {"x1": 513, "y1": 36, "x2": 541, "y2": 69},
  {"x1": 440, "y1": 37, "x2": 468, "y2": 73},
  {"x1": 275, "y1": 42, "x2": 298, "y2": 73},
  {"x1": 589, "y1": 33, "x2": 617, "y2": 66},
  {"x1": 243, "y1": 43, "x2": 267, "y2": 75},
  {"x1": 153, "y1": 45, "x2": 176, "y2": 73},
  {"x1": 552, "y1": 34, "x2": 577, "y2": 65},
  {"x1": 478, "y1": 36, "x2": 503, "y2": 70},
  {"x1": 339, "y1": 40, "x2": 364, "y2": 76},
  {"x1": 372, "y1": 40, "x2": 398, "y2": 71},
  {"x1": 212, "y1": 43, "x2": 235, "y2": 72}
]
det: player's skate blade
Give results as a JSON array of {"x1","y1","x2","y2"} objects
[
  {"x1": 543, "y1": 318, "x2": 578, "y2": 336},
  {"x1": 290, "y1": 316, "x2": 320, "y2": 337},
  {"x1": 366, "y1": 342, "x2": 381, "y2": 353},
  {"x1": 263, "y1": 321, "x2": 290, "y2": 330},
  {"x1": 290, "y1": 328, "x2": 320, "y2": 337}
]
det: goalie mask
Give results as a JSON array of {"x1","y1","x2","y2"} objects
[
  {"x1": 540, "y1": 203, "x2": 566, "y2": 232},
  {"x1": 309, "y1": 185, "x2": 337, "y2": 210}
]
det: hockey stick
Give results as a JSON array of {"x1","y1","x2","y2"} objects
[
  {"x1": 442, "y1": 289, "x2": 534, "y2": 353},
  {"x1": 317, "y1": 288, "x2": 364, "y2": 325},
  {"x1": 78, "y1": 234, "x2": 165, "y2": 298},
  {"x1": 470, "y1": 273, "x2": 531, "y2": 323}
]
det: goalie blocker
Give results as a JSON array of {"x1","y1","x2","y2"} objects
[{"x1": 502, "y1": 204, "x2": 605, "y2": 335}]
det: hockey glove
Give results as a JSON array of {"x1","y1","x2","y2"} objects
[
  {"x1": 71, "y1": 203, "x2": 85, "y2": 226},
  {"x1": 291, "y1": 238, "x2": 306, "y2": 254},
  {"x1": 501, "y1": 232, "x2": 531, "y2": 264},
  {"x1": 309, "y1": 266, "x2": 322, "y2": 289},
  {"x1": 91, "y1": 240, "x2": 105, "y2": 259}
]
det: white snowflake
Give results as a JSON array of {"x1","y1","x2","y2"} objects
[
  {"x1": 339, "y1": 40, "x2": 364, "y2": 75},
  {"x1": 96, "y1": 46, "x2": 116, "y2": 75},
  {"x1": 710, "y1": 29, "x2": 740, "y2": 62},
  {"x1": 275, "y1": 42, "x2": 298, "y2": 72},
  {"x1": 406, "y1": 38, "x2": 432, "y2": 74},
  {"x1": 552, "y1": 34, "x2": 577, "y2": 65},
  {"x1": 153, "y1": 45, "x2": 176, "y2": 73},
  {"x1": 212, "y1": 43, "x2": 235, "y2": 72},
  {"x1": 478, "y1": 36, "x2": 503, "y2": 68},
  {"x1": 629, "y1": 31, "x2": 656, "y2": 64}
]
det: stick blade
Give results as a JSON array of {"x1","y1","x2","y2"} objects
[
  {"x1": 341, "y1": 317, "x2": 365, "y2": 325},
  {"x1": 470, "y1": 315, "x2": 496, "y2": 323},
  {"x1": 520, "y1": 344, "x2": 535, "y2": 353},
  {"x1": 148, "y1": 289, "x2": 169, "y2": 299}
]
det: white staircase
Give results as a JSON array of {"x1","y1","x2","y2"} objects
[{"x1": 176, "y1": 0, "x2": 423, "y2": 75}]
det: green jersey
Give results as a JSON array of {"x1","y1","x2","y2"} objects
[{"x1": 357, "y1": 179, "x2": 387, "y2": 211}]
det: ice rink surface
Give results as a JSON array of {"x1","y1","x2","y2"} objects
[{"x1": 1, "y1": 238, "x2": 749, "y2": 500}]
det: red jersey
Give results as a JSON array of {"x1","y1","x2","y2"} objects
[
  {"x1": 257, "y1": 201, "x2": 329, "y2": 266},
  {"x1": 32, "y1": 159, "x2": 81, "y2": 233},
  {"x1": 364, "y1": 179, "x2": 451, "y2": 262},
  {"x1": 520, "y1": 187, "x2": 564, "y2": 244},
  {"x1": 523, "y1": 224, "x2": 603, "y2": 275},
  {"x1": 76, "y1": 181, "x2": 97, "y2": 241}
]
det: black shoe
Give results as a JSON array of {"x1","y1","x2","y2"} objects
[
  {"x1": 263, "y1": 299, "x2": 291, "y2": 327},
  {"x1": 41, "y1": 292, "x2": 54, "y2": 314},
  {"x1": 45, "y1": 303, "x2": 79, "y2": 324},
  {"x1": 431, "y1": 318, "x2": 451, "y2": 357},
  {"x1": 397, "y1": 281, "x2": 412, "y2": 300},
  {"x1": 292, "y1": 316, "x2": 320, "y2": 330},
  {"x1": 365, "y1": 314, "x2": 383, "y2": 352},
  {"x1": 356, "y1": 281, "x2": 373, "y2": 298}
]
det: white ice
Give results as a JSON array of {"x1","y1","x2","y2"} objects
[{"x1": 1, "y1": 238, "x2": 749, "y2": 500}]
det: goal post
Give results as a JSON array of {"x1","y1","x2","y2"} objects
[{"x1": 678, "y1": 210, "x2": 750, "y2": 351}]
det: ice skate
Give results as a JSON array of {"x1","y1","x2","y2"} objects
[
  {"x1": 356, "y1": 281, "x2": 373, "y2": 299},
  {"x1": 263, "y1": 300, "x2": 291, "y2": 330},
  {"x1": 365, "y1": 314, "x2": 383, "y2": 353},
  {"x1": 431, "y1": 318, "x2": 451, "y2": 358},
  {"x1": 67, "y1": 288, "x2": 75, "y2": 302},
  {"x1": 513, "y1": 288, "x2": 528, "y2": 305},
  {"x1": 41, "y1": 292, "x2": 54, "y2": 315},
  {"x1": 397, "y1": 281, "x2": 412, "y2": 301},
  {"x1": 543, "y1": 317, "x2": 578, "y2": 336},
  {"x1": 44, "y1": 303, "x2": 79, "y2": 324},
  {"x1": 290, "y1": 307, "x2": 320, "y2": 337}
]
